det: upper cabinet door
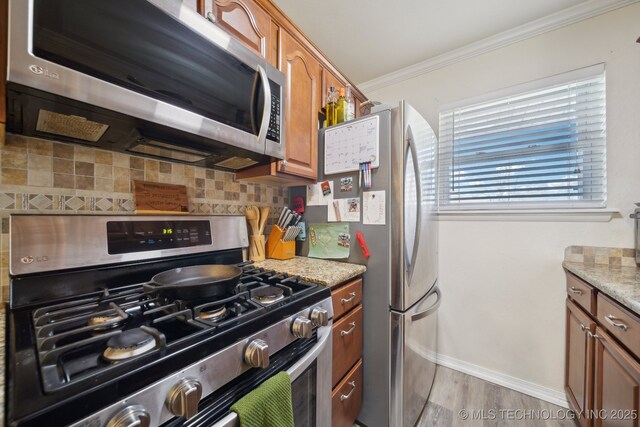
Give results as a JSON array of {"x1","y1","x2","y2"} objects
[
  {"x1": 279, "y1": 30, "x2": 320, "y2": 180},
  {"x1": 211, "y1": 0, "x2": 271, "y2": 62}
]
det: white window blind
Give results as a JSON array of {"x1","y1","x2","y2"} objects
[{"x1": 438, "y1": 66, "x2": 606, "y2": 210}]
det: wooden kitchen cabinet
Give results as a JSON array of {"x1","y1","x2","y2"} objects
[
  {"x1": 332, "y1": 305, "x2": 362, "y2": 387},
  {"x1": 0, "y1": 0, "x2": 7, "y2": 144},
  {"x1": 236, "y1": 28, "x2": 320, "y2": 184},
  {"x1": 229, "y1": 0, "x2": 367, "y2": 184},
  {"x1": 331, "y1": 277, "x2": 362, "y2": 320},
  {"x1": 330, "y1": 276, "x2": 363, "y2": 427},
  {"x1": 332, "y1": 359, "x2": 363, "y2": 427},
  {"x1": 210, "y1": 0, "x2": 276, "y2": 66},
  {"x1": 593, "y1": 327, "x2": 640, "y2": 427},
  {"x1": 564, "y1": 271, "x2": 640, "y2": 426},
  {"x1": 276, "y1": 29, "x2": 320, "y2": 180},
  {"x1": 566, "y1": 299, "x2": 595, "y2": 427}
]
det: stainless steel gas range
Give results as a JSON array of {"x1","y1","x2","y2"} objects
[{"x1": 6, "y1": 215, "x2": 333, "y2": 427}]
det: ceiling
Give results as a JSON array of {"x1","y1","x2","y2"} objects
[{"x1": 273, "y1": 0, "x2": 589, "y2": 84}]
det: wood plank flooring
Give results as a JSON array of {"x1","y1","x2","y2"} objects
[{"x1": 416, "y1": 366, "x2": 578, "y2": 427}]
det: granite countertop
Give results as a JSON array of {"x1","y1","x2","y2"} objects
[
  {"x1": 254, "y1": 257, "x2": 366, "y2": 288},
  {"x1": 563, "y1": 261, "x2": 640, "y2": 315}
]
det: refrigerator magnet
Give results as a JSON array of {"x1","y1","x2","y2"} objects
[{"x1": 340, "y1": 177, "x2": 353, "y2": 192}]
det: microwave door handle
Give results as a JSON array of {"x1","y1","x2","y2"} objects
[{"x1": 256, "y1": 65, "x2": 271, "y2": 145}]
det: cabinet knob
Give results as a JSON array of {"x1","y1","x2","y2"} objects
[
  {"x1": 106, "y1": 405, "x2": 150, "y2": 427},
  {"x1": 244, "y1": 339, "x2": 269, "y2": 368},
  {"x1": 281, "y1": 160, "x2": 288, "y2": 167},
  {"x1": 206, "y1": 11, "x2": 215, "y2": 23},
  {"x1": 292, "y1": 317, "x2": 313, "y2": 338},
  {"x1": 310, "y1": 307, "x2": 329, "y2": 327},
  {"x1": 166, "y1": 378, "x2": 203, "y2": 419}
]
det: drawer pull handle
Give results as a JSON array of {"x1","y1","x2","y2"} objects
[
  {"x1": 587, "y1": 331, "x2": 601, "y2": 340},
  {"x1": 605, "y1": 315, "x2": 628, "y2": 331},
  {"x1": 341, "y1": 292, "x2": 357, "y2": 304},
  {"x1": 569, "y1": 287, "x2": 583, "y2": 295},
  {"x1": 340, "y1": 381, "x2": 356, "y2": 401},
  {"x1": 340, "y1": 322, "x2": 356, "y2": 336}
]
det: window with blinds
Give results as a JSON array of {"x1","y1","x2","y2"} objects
[{"x1": 438, "y1": 65, "x2": 606, "y2": 210}]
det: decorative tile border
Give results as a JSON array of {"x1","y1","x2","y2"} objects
[
  {"x1": 564, "y1": 245, "x2": 637, "y2": 267},
  {"x1": 0, "y1": 134, "x2": 290, "y2": 302}
]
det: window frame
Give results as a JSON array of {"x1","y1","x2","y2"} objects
[{"x1": 437, "y1": 64, "x2": 607, "y2": 212}]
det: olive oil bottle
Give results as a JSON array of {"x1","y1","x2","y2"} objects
[
  {"x1": 325, "y1": 86, "x2": 337, "y2": 127},
  {"x1": 336, "y1": 87, "x2": 348, "y2": 124},
  {"x1": 345, "y1": 85, "x2": 355, "y2": 121}
]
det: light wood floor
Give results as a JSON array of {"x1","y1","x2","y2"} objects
[{"x1": 416, "y1": 366, "x2": 579, "y2": 427}]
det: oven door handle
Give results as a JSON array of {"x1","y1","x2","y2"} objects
[{"x1": 212, "y1": 322, "x2": 333, "y2": 427}]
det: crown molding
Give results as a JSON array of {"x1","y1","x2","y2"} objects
[{"x1": 358, "y1": 0, "x2": 639, "y2": 93}]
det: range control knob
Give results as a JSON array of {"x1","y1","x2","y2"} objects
[
  {"x1": 106, "y1": 405, "x2": 150, "y2": 427},
  {"x1": 310, "y1": 307, "x2": 329, "y2": 327},
  {"x1": 292, "y1": 316, "x2": 313, "y2": 338},
  {"x1": 244, "y1": 339, "x2": 269, "y2": 368},
  {"x1": 166, "y1": 378, "x2": 203, "y2": 420}
]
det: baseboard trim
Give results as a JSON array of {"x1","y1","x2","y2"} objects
[{"x1": 436, "y1": 354, "x2": 570, "y2": 409}]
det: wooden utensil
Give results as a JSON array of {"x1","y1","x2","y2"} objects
[
  {"x1": 245, "y1": 205, "x2": 259, "y2": 236},
  {"x1": 259, "y1": 207, "x2": 270, "y2": 235}
]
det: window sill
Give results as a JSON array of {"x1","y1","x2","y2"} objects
[{"x1": 436, "y1": 209, "x2": 620, "y2": 222}]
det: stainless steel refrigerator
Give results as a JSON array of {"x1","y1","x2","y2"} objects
[{"x1": 296, "y1": 101, "x2": 440, "y2": 427}]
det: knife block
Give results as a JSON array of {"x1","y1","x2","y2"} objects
[{"x1": 266, "y1": 225, "x2": 295, "y2": 260}]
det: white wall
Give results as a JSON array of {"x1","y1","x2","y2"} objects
[{"x1": 364, "y1": 3, "x2": 640, "y2": 401}]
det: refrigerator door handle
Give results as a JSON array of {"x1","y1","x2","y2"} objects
[
  {"x1": 410, "y1": 288, "x2": 441, "y2": 321},
  {"x1": 404, "y1": 124, "x2": 422, "y2": 283}
]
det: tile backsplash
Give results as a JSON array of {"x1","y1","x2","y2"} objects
[
  {"x1": 0, "y1": 134, "x2": 289, "y2": 302},
  {"x1": 564, "y1": 245, "x2": 637, "y2": 267}
]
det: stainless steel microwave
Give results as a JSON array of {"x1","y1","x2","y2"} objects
[{"x1": 6, "y1": 0, "x2": 284, "y2": 171}]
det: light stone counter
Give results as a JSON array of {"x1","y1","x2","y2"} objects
[
  {"x1": 563, "y1": 246, "x2": 640, "y2": 316},
  {"x1": 254, "y1": 256, "x2": 366, "y2": 289},
  {"x1": 563, "y1": 261, "x2": 640, "y2": 315}
]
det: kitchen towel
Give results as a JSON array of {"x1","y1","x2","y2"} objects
[{"x1": 230, "y1": 372, "x2": 295, "y2": 427}]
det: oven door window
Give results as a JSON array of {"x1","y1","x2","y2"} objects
[{"x1": 292, "y1": 361, "x2": 317, "y2": 427}]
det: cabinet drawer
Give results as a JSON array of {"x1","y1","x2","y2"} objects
[
  {"x1": 566, "y1": 272, "x2": 596, "y2": 316},
  {"x1": 332, "y1": 278, "x2": 362, "y2": 321},
  {"x1": 332, "y1": 359, "x2": 362, "y2": 427},
  {"x1": 332, "y1": 305, "x2": 363, "y2": 387},
  {"x1": 597, "y1": 294, "x2": 640, "y2": 356}
]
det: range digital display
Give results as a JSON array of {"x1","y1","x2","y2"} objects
[{"x1": 106, "y1": 220, "x2": 212, "y2": 254}]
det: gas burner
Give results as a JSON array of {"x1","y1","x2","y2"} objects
[
  {"x1": 198, "y1": 305, "x2": 228, "y2": 322},
  {"x1": 88, "y1": 314, "x2": 124, "y2": 331},
  {"x1": 251, "y1": 286, "x2": 285, "y2": 305},
  {"x1": 103, "y1": 328, "x2": 158, "y2": 362}
]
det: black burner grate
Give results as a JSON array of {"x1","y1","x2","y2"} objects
[{"x1": 29, "y1": 262, "x2": 320, "y2": 393}]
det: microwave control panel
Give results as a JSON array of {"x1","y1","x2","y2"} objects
[{"x1": 267, "y1": 80, "x2": 281, "y2": 144}]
